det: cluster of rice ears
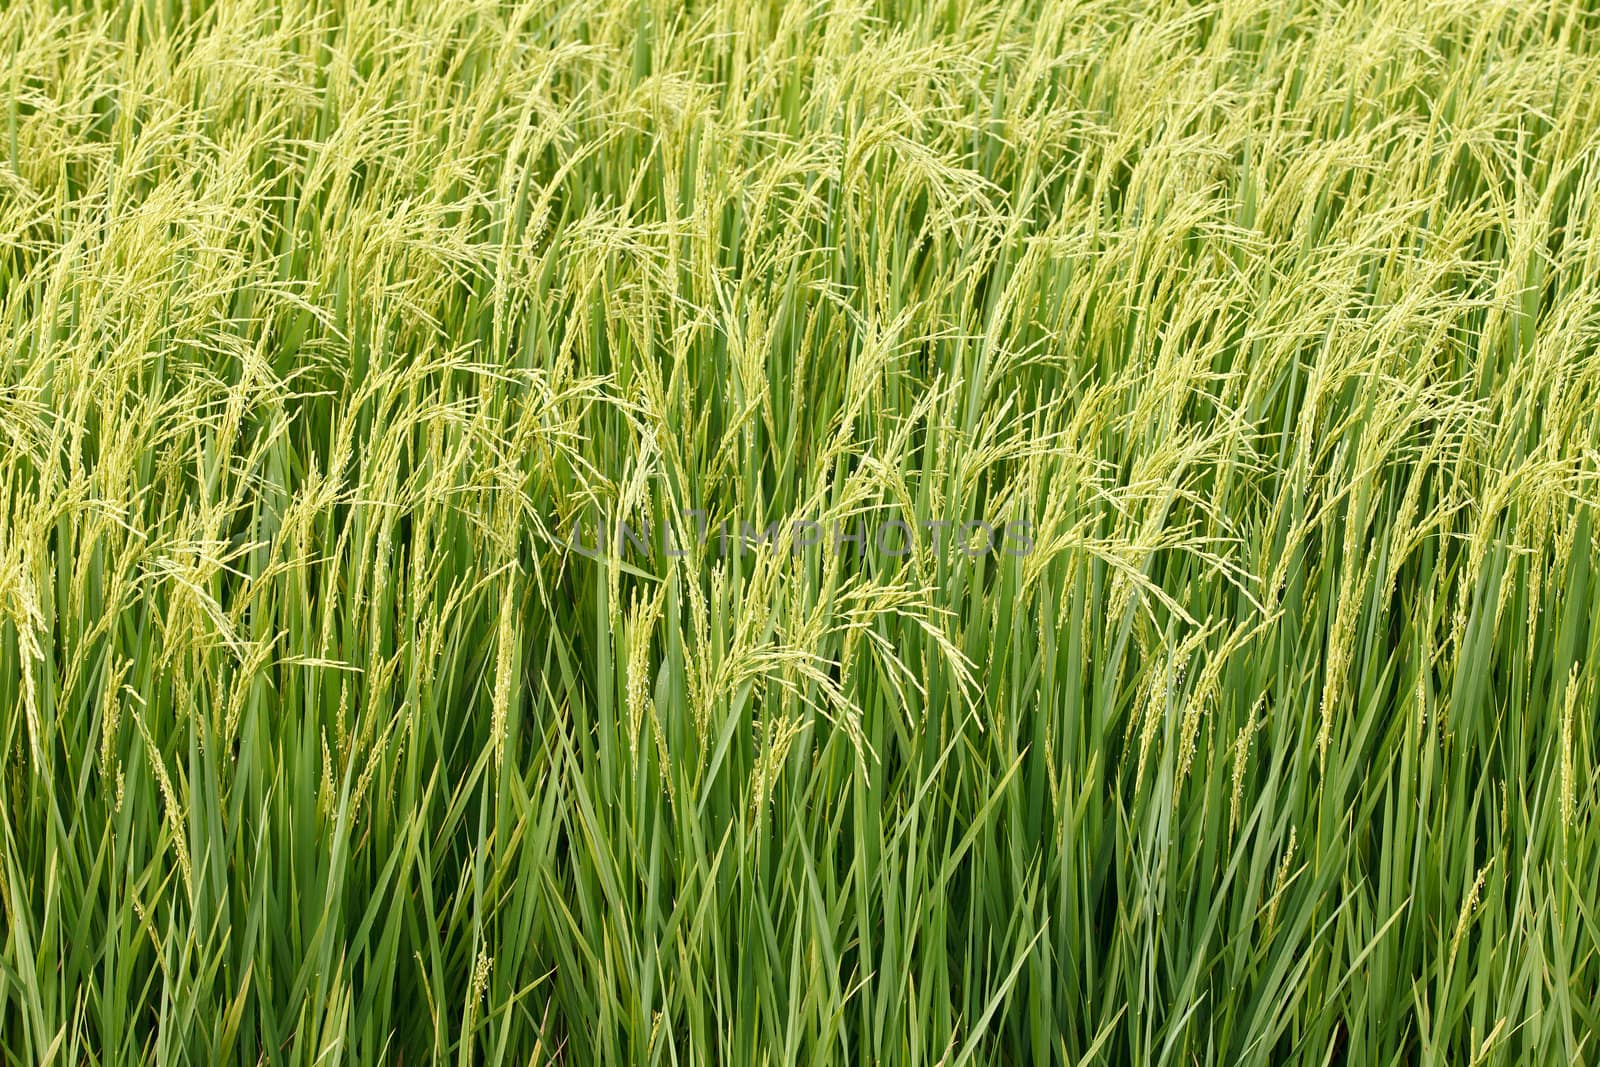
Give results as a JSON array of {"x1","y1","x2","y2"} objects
[{"x1": 1, "y1": 0, "x2": 1598, "y2": 1062}]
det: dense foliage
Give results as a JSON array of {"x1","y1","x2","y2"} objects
[{"x1": 2, "y1": 0, "x2": 1598, "y2": 1061}]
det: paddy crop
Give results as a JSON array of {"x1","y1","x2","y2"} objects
[{"x1": 1, "y1": 0, "x2": 1598, "y2": 1062}]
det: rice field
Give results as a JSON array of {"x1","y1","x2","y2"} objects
[{"x1": 1, "y1": 0, "x2": 1598, "y2": 1062}]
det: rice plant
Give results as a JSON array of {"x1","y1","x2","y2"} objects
[{"x1": 2, "y1": 0, "x2": 1598, "y2": 1062}]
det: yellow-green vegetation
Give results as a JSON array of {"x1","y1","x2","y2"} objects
[{"x1": 2, "y1": 0, "x2": 1599, "y2": 1062}]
